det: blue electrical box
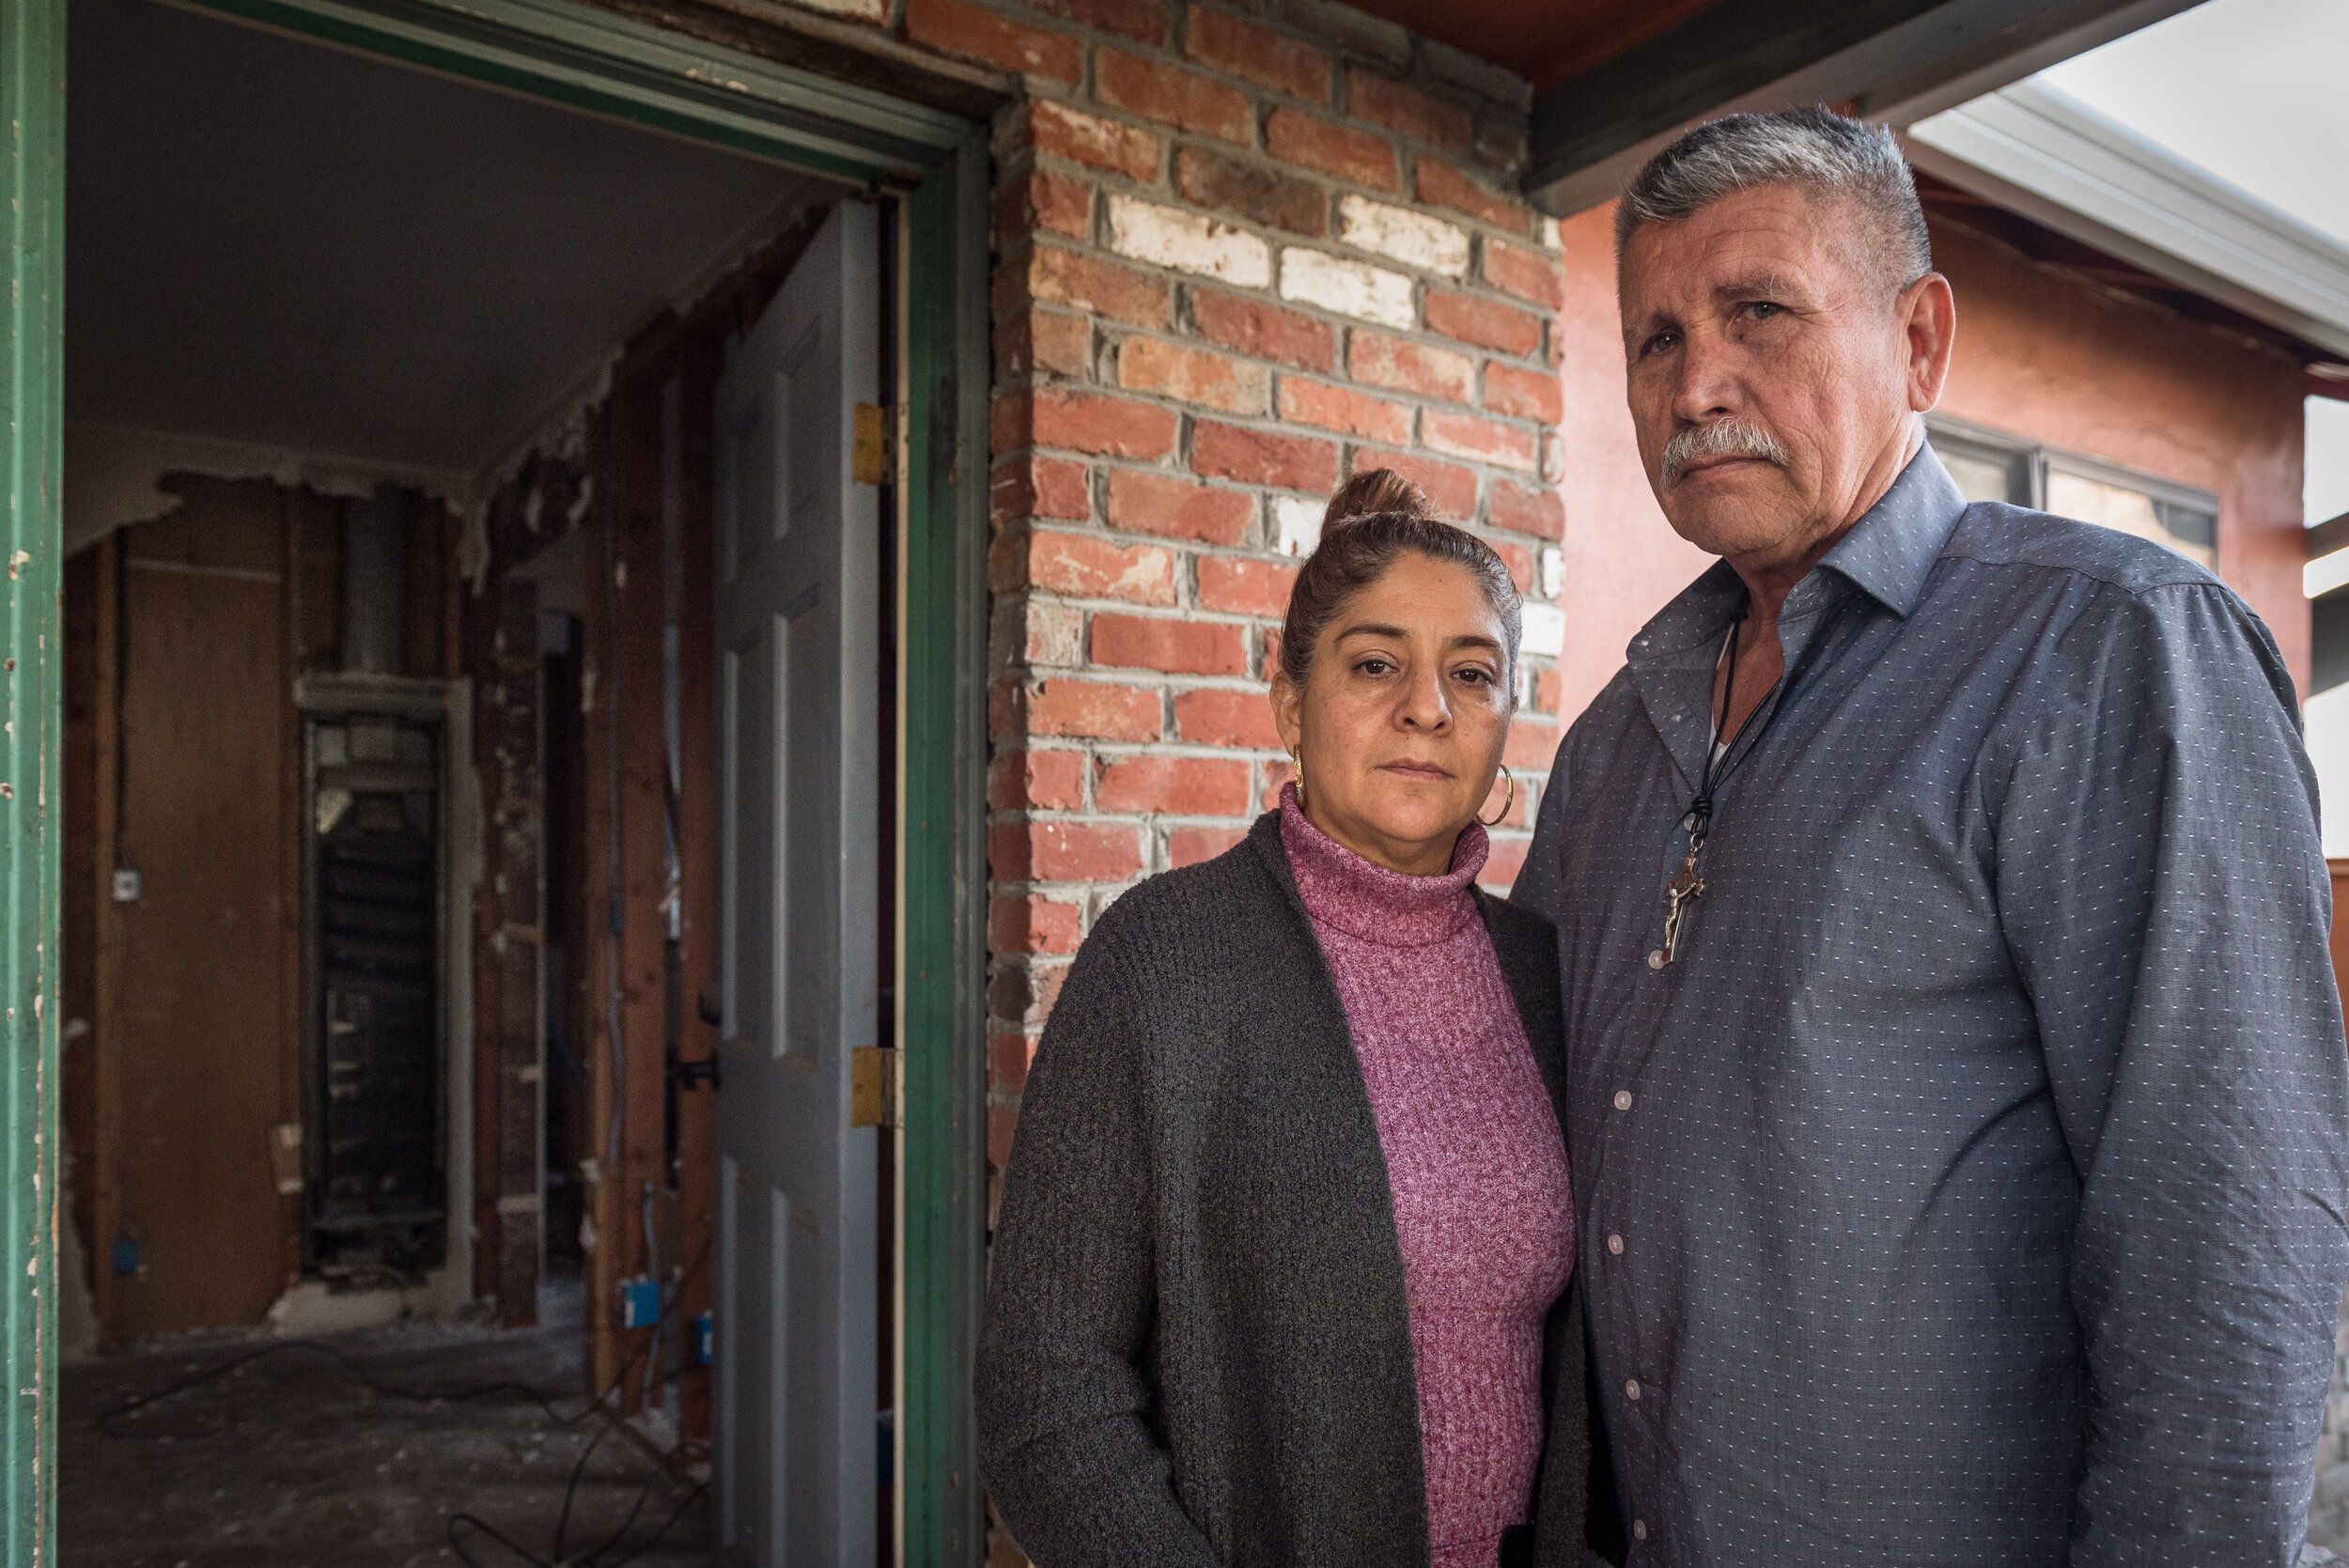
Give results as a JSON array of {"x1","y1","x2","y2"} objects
[
  {"x1": 692, "y1": 1311, "x2": 713, "y2": 1367},
  {"x1": 619, "y1": 1276, "x2": 661, "y2": 1329}
]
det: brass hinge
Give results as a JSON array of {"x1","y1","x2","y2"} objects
[
  {"x1": 852, "y1": 403, "x2": 894, "y2": 487},
  {"x1": 850, "y1": 1045, "x2": 900, "y2": 1128}
]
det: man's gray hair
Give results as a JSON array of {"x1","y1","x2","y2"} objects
[{"x1": 1614, "y1": 107, "x2": 1933, "y2": 296}]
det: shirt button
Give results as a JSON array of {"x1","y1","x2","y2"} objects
[
  {"x1": 1608, "y1": 1233, "x2": 1624, "y2": 1255},
  {"x1": 1633, "y1": 1520, "x2": 1648, "y2": 1542},
  {"x1": 1613, "y1": 1090, "x2": 1633, "y2": 1111},
  {"x1": 1626, "y1": 1378, "x2": 1641, "y2": 1401},
  {"x1": 1646, "y1": 949, "x2": 1665, "y2": 970}
]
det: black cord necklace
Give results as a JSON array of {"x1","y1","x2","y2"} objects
[{"x1": 1655, "y1": 593, "x2": 1853, "y2": 967}]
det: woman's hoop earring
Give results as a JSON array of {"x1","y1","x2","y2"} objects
[
  {"x1": 1290, "y1": 747, "x2": 1306, "y2": 809},
  {"x1": 1478, "y1": 766, "x2": 1516, "y2": 827}
]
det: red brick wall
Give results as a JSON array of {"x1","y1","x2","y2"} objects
[{"x1": 942, "y1": 4, "x2": 1571, "y2": 1195}]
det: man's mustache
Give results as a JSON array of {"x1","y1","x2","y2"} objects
[{"x1": 1660, "y1": 419, "x2": 1791, "y2": 488}]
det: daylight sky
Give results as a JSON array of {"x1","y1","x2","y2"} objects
[{"x1": 2032, "y1": 0, "x2": 2349, "y2": 522}]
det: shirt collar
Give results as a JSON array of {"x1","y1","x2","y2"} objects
[{"x1": 1626, "y1": 443, "x2": 1970, "y2": 666}]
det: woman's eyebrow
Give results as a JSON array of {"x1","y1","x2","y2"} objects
[{"x1": 1333, "y1": 621, "x2": 1411, "y2": 642}]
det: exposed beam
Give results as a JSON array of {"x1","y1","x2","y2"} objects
[{"x1": 1525, "y1": 0, "x2": 2194, "y2": 217}]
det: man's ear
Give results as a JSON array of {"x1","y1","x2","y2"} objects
[
  {"x1": 1902, "y1": 271, "x2": 1956, "y2": 411},
  {"x1": 1269, "y1": 671, "x2": 1302, "y2": 756}
]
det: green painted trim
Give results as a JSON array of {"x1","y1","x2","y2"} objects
[
  {"x1": 180, "y1": 0, "x2": 970, "y2": 182},
  {"x1": 0, "y1": 0, "x2": 63, "y2": 1560},
  {"x1": 897, "y1": 135, "x2": 989, "y2": 1566}
]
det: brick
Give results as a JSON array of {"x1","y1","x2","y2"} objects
[
  {"x1": 995, "y1": 529, "x2": 1176, "y2": 604},
  {"x1": 988, "y1": 748, "x2": 1087, "y2": 810},
  {"x1": 1346, "y1": 70, "x2": 1472, "y2": 155},
  {"x1": 1422, "y1": 38, "x2": 1532, "y2": 113},
  {"x1": 904, "y1": 0, "x2": 1081, "y2": 82},
  {"x1": 994, "y1": 595, "x2": 1081, "y2": 667},
  {"x1": 1485, "y1": 237, "x2": 1564, "y2": 310},
  {"x1": 1348, "y1": 331, "x2": 1473, "y2": 403},
  {"x1": 1192, "y1": 288, "x2": 1335, "y2": 373},
  {"x1": 1534, "y1": 665, "x2": 1561, "y2": 714},
  {"x1": 989, "y1": 894, "x2": 1085, "y2": 954},
  {"x1": 1279, "y1": 248, "x2": 1413, "y2": 329},
  {"x1": 988, "y1": 959, "x2": 1068, "y2": 1029},
  {"x1": 988, "y1": 1033, "x2": 1038, "y2": 1097},
  {"x1": 1197, "y1": 555, "x2": 1299, "y2": 615},
  {"x1": 1259, "y1": 753, "x2": 1296, "y2": 810},
  {"x1": 1490, "y1": 478, "x2": 1564, "y2": 539},
  {"x1": 1191, "y1": 420, "x2": 1340, "y2": 491},
  {"x1": 1106, "y1": 470, "x2": 1254, "y2": 545},
  {"x1": 1097, "y1": 48, "x2": 1253, "y2": 144},
  {"x1": 1274, "y1": 0, "x2": 1408, "y2": 67},
  {"x1": 1416, "y1": 160, "x2": 1535, "y2": 235},
  {"x1": 1485, "y1": 362, "x2": 1564, "y2": 423},
  {"x1": 1493, "y1": 536, "x2": 1533, "y2": 592},
  {"x1": 1025, "y1": 677, "x2": 1163, "y2": 740},
  {"x1": 1266, "y1": 107, "x2": 1397, "y2": 192},
  {"x1": 991, "y1": 818, "x2": 1146, "y2": 879},
  {"x1": 1015, "y1": 244, "x2": 1171, "y2": 328},
  {"x1": 1026, "y1": 0, "x2": 1167, "y2": 43},
  {"x1": 1096, "y1": 753, "x2": 1252, "y2": 815},
  {"x1": 990, "y1": 454, "x2": 1092, "y2": 526},
  {"x1": 1018, "y1": 100, "x2": 1161, "y2": 181},
  {"x1": 1473, "y1": 105, "x2": 1525, "y2": 174},
  {"x1": 1174, "y1": 687, "x2": 1283, "y2": 747},
  {"x1": 1478, "y1": 835, "x2": 1527, "y2": 893},
  {"x1": 1503, "y1": 715, "x2": 1560, "y2": 768},
  {"x1": 1118, "y1": 336, "x2": 1267, "y2": 414},
  {"x1": 1278, "y1": 378, "x2": 1411, "y2": 445},
  {"x1": 1176, "y1": 147, "x2": 1327, "y2": 238},
  {"x1": 996, "y1": 308, "x2": 1092, "y2": 380},
  {"x1": 1338, "y1": 194, "x2": 1469, "y2": 277},
  {"x1": 1186, "y1": 8, "x2": 1330, "y2": 102},
  {"x1": 1424, "y1": 410, "x2": 1538, "y2": 471},
  {"x1": 1091, "y1": 613, "x2": 1251, "y2": 675},
  {"x1": 997, "y1": 169, "x2": 1090, "y2": 245},
  {"x1": 1014, "y1": 387, "x2": 1178, "y2": 459},
  {"x1": 1356, "y1": 448, "x2": 1476, "y2": 518},
  {"x1": 1169, "y1": 825, "x2": 1248, "y2": 867},
  {"x1": 1107, "y1": 194, "x2": 1271, "y2": 287},
  {"x1": 1424, "y1": 288, "x2": 1542, "y2": 356}
]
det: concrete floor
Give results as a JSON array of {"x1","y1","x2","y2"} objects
[{"x1": 61, "y1": 1275, "x2": 710, "y2": 1567}]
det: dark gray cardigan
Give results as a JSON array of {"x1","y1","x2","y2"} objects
[{"x1": 976, "y1": 810, "x2": 1595, "y2": 1568}]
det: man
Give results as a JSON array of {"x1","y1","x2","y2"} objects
[{"x1": 1513, "y1": 107, "x2": 2349, "y2": 1566}]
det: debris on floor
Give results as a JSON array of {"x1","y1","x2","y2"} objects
[{"x1": 62, "y1": 1278, "x2": 708, "y2": 1568}]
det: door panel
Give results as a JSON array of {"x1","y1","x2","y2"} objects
[{"x1": 713, "y1": 199, "x2": 880, "y2": 1568}]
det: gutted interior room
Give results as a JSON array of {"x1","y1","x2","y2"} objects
[{"x1": 58, "y1": 0, "x2": 906, "y2": 1560}]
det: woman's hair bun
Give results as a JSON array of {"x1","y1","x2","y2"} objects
[{"x1": 1322, "y1": 468, "x2": 1435, "y2": 531}]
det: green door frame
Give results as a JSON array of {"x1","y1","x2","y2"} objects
[{"x1": 0, "y1": 0, "x2": 992, "y2": 1561}]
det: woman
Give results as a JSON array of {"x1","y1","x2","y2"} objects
[{"x1": 975, "y1": 471, "x2": 1591, "y2": 1568}]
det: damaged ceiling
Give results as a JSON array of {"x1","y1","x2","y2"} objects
[{"x1": 68, "y1": 0, "x2": 846, "y2": 476}]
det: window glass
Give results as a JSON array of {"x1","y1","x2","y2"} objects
[
  {"x1": 1941, "y1": 449, "x2": 2019, "y2": 505},
  {"x1": 2046, "y1": 468, "x2": 2216, "y2": 569}
]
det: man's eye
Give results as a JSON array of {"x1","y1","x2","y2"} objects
[
  {"x1": 1641, "y1": 331, "x2": 1679, "y2": 356},
  {"x1": 1744, "y1": 301, "x2": 1781, "y2": 319}
]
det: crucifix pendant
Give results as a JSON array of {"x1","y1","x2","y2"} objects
[{"x1": 1660, "y1": 847, "x2": 1705, "y2": 965}]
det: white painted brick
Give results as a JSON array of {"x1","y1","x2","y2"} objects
[
  {"x1": 1108, "y1": 194, "x2": 1271, "y2": 288},
  {"x1": 1521, "y1": 602, "x2": 1566, "y2": 658},
  {"x1": 1275, "y1": 497, "x2": 1323, "y2": 557},
  {"x1": 1278, "y1": 248, "x2": 1414, "y2": 330},
  {"x1": 1339, "y1": 194, "x2": 1469, "y2": 278},
  {"x1": 1539, "y1": 546, "x2": 1563, "y2": 599}
]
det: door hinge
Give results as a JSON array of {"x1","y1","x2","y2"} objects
[
  {"x1": 850, "y1": 1045, "x2": 900, "y2": 1129},
  {"x1": 852, "y1": 403, "x2": 894, "y2": 487}
]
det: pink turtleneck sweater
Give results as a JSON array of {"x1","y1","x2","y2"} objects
[{"x1": 1279, "y1": 786, "x2": 1573, "y2": 1568}]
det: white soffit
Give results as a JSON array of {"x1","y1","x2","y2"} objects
[{"x1": 1901, "y1": 80, "x2": 2349, "y2": 361}]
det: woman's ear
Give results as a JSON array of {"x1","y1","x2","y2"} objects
[{"x1": 1269, "y1": 671, "x2": 1302, "y2": 756}]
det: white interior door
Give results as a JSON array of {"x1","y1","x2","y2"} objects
[{"x1": 713, "y1": 199, "x2": 880, "y2": 1568}]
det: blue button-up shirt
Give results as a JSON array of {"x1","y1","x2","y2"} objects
[{"x1": 1514, "y1": 447, "x2": 2349, "y2": 1566}]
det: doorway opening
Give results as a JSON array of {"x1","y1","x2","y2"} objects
[{"x1": 56, "y1": 0, "x2": 922, "y2": 1560}]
